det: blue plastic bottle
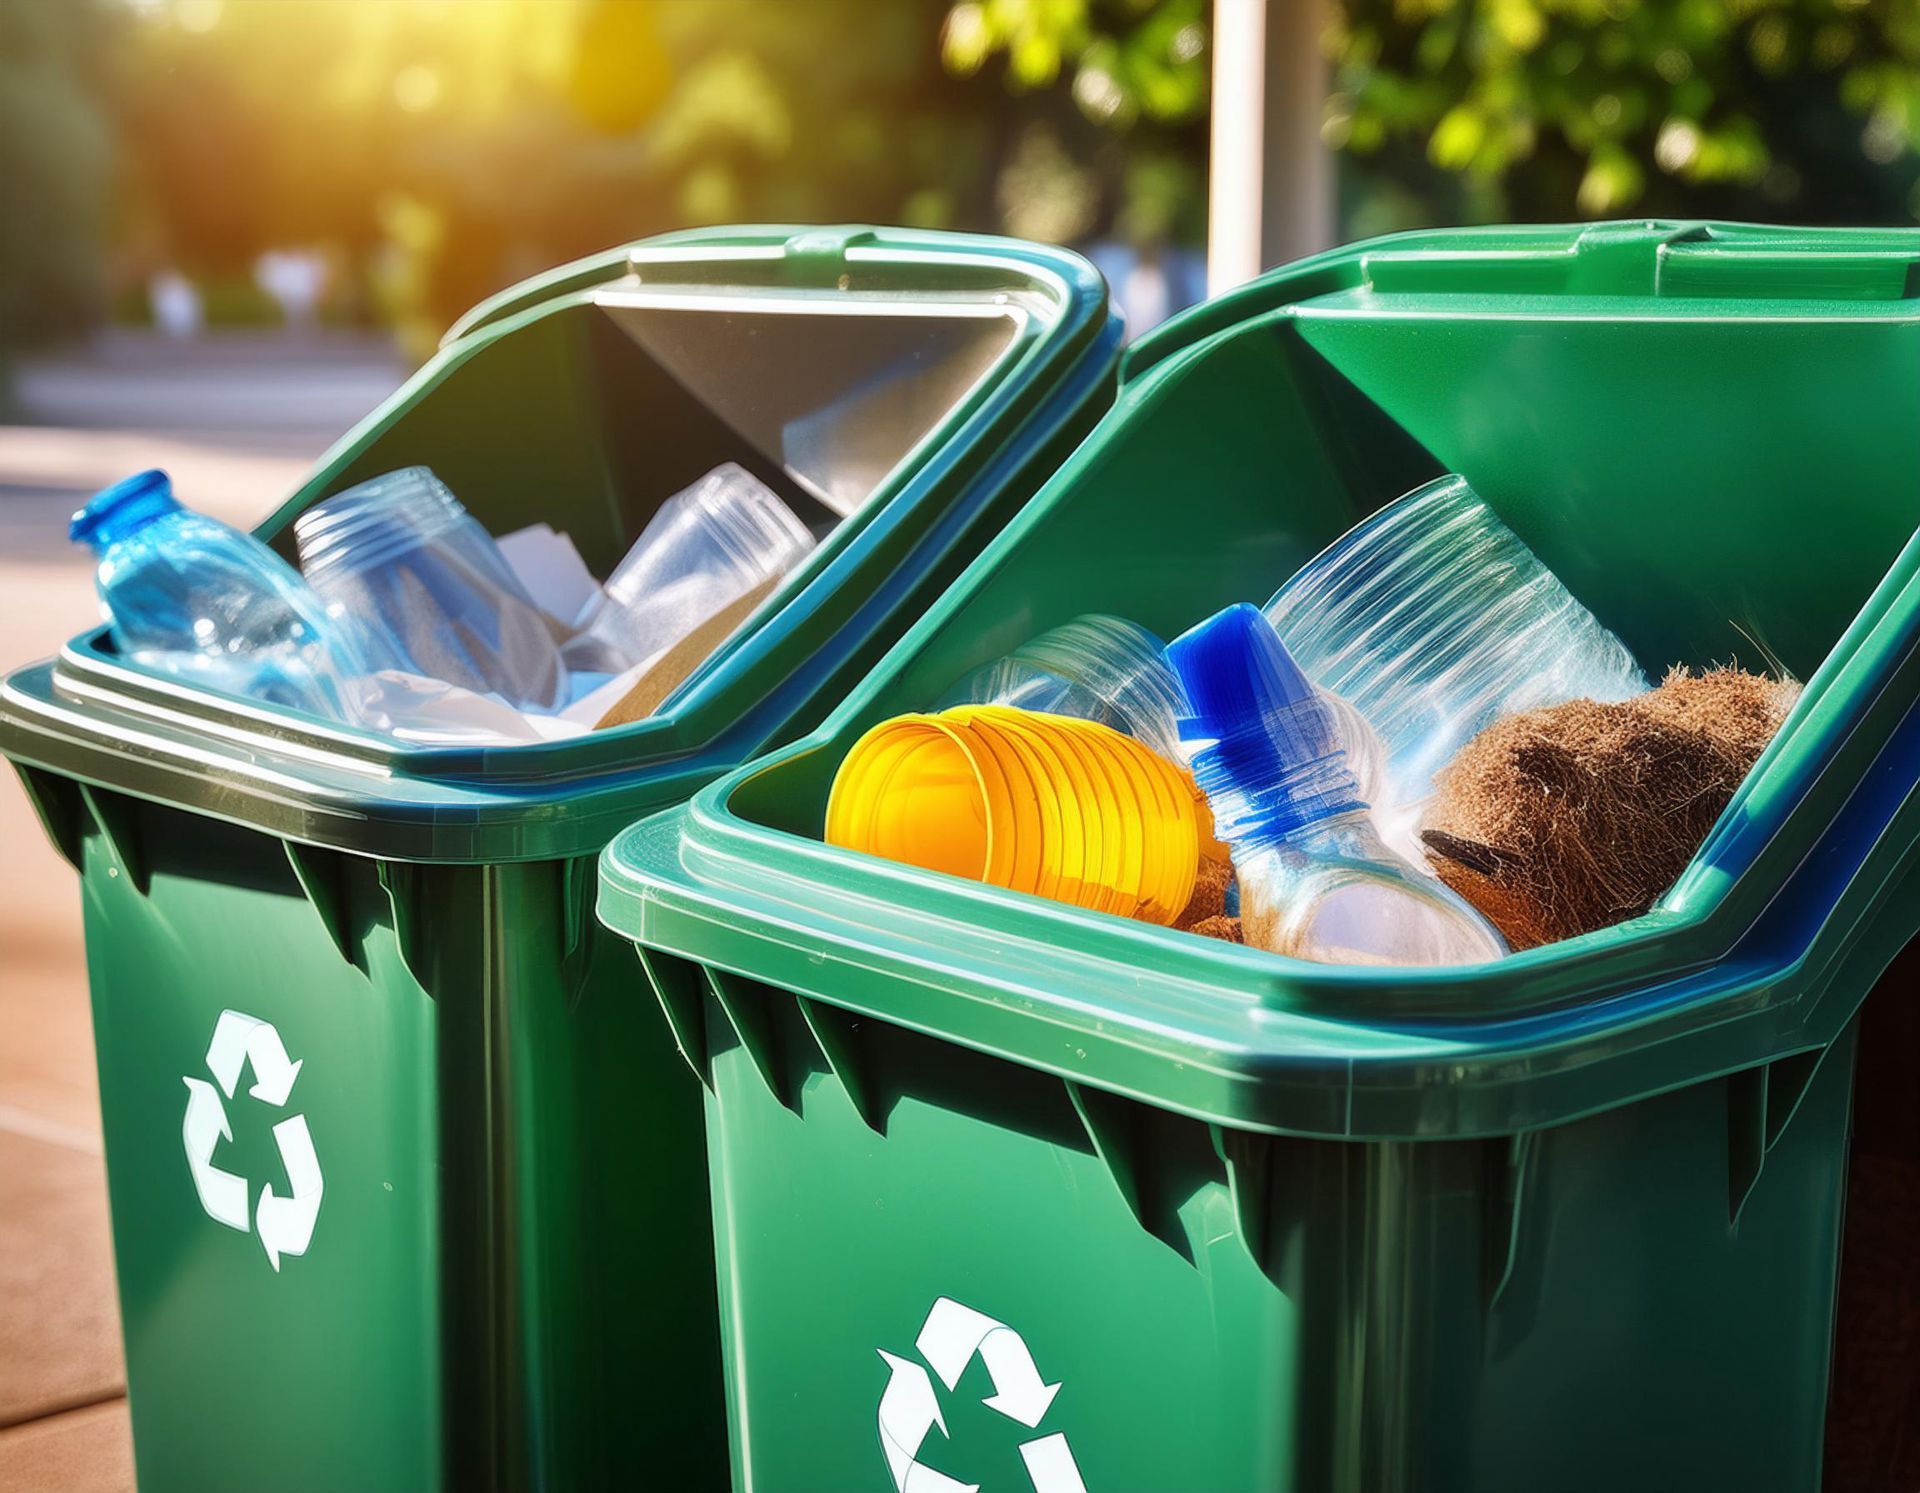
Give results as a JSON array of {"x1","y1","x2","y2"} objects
[
  {"x1": 1167, "y1": 604, "x2": 1506, "y2": 966},
  {"x1": 70, "y1": 469, "x2": 372, "y2": 722}
]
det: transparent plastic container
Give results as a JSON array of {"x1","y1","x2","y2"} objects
[
  {"x1": 1267, "y1": 474, "x2": 1648, "y2": 808},
  {"x1": 295, "y1": 466, "x2": 567, "y2": 712},
  {"x1": 70, "y1": 469, "x2": 371, "y2": 723},
  {"x1": 562, "y1": 463, "x2": 815, "y2": 676},
  {"x1": 1168, "y1": 604, "x2": 1506, "y2": 966}
]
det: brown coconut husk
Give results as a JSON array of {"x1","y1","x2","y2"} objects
[
  {"x1": 1173, "y1": 856, "x2": 1243, "y2": 944},
  {"x1": 1186, "y1": 914, "x2": 1244, "y2": 945},
  {"x1": 1421, "y1": 667, "x2": 1800, "y2": 949},
  {"x1": 1174, "y1": 856, "x2": 1231, "y2": 930}
]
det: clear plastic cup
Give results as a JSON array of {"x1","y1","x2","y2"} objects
[
  {"x1": 941, "y1": 615, "x2": 1185, "y2": 759},
  {"x1": 562, "y1": 463, "x2": 815, "y2": 676},
  {"x1": 1266, "y1": 475, "x2": 1648, "y2": 809},
  {"x1": 295, "y1": 467, "x2": 568, "y2": 712}
]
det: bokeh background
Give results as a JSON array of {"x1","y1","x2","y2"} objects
[
  {"x1": 14, "y1": 0, "x2": 1920, "y2": 378},
  {"x1": 9, "y1": 1, "x2": 1920, "y2": 1485}
]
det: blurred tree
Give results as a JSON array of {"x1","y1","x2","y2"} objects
[
  {"x1": 939, "y1": 0, "x2": 1211, "y2": 250},
  {"x1": 0, "y1": 0, "x2": 114, "y2": 377},
  {"x1": 114, "y1": 0, "x2": 1024, "y2": 350},
  {"x1": 1331, "y1": 0, "x2": 1920, "y2": 229}
]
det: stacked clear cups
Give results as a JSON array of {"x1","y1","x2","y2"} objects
[
  {"x1": 561, "y1": 463, "x2": 815, "y2": 676},
  {"x1": 1267, "y1": 474, "x2": 1648, "y2": 810},
  {"x1": 295, "y1": 467, "x2": 568, "y2": 712},
  {"x1": 825, "y1": 704, "x2": 1200, "y2": 926},
  {"x1": 942, "y1": 615, "x2": 1191, "y2": 760}
]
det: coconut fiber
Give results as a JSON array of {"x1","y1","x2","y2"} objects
[
  {"x1": 1420, "y1": 666, "x2": 1800, "y2": 950},
  {"x1": 1175, "y1": 855, "x2": 1242, "y2": 944}
]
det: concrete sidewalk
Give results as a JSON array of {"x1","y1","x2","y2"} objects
[{"x1": 0, "y1": 331, "x2": 402, "y2": 1491}]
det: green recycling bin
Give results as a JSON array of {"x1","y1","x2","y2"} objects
[
  {"x1": 596, "y1": 222, "x2": 1920, "y2": 1493},
  {"x1": 0, "y1": 225, "x2": 1120, "y2": 1493}
]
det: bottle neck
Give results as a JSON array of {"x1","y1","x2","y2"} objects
[
  {"x1": 70, "y1": 470, "x2": 182, "y2": 553},
  {"x1": 1168, "y1": 602, "x2": 1364, "y2": 855}
]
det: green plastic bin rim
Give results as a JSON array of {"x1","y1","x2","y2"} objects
[
  {"x1": 1123, "y1": 218, "x2": 1920, "y2": 382},
  {"x1": 0, "y1": 225, "x2": 1117, "y2": 861},
  {"x1": 598, "y1": 220, "x2": 1920, "y2": 1141}
]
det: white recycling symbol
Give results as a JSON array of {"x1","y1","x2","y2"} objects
[
  {"x1": 877, "y1": 1297, "x2": 1087, "y2": 1493},
  {"x1": 180, "y1": 1009, "x2": 324, "y2": 1272}
]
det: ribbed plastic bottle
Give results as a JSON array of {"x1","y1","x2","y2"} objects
[
  {"x1": 70, "y1": 469, "x2": 372, "y2": 722},
  {"x1": 1167, "y1": 604, "x2": 1507, "y2": 966}
]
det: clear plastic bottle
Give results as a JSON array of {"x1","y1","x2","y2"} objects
[
  {"x1": 1167, "y1": 604, "x2": 1507, "y2": 967},
  {"x1": 295, "y1": 466, "x2": 567, "y2": 712},
  {"x1": 561, "y1": 463, "x2": 815, "y2": 676},
  {"x1": 70, "y1": 469, "x2": 372, "y2": 723}
]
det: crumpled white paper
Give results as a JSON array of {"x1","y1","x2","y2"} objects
[
  {"x1": 350, "y1": 659, "x2": 657, "y2": 746},
  {"x1": 497, "y1": 522, "x2": 601, "y2": 629}
]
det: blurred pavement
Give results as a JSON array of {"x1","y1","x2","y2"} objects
[{"x1": 0, "y1": 330, "x2": 404, "y2": 1491}]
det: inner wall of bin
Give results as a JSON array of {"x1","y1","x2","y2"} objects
[
  {"x1": 263, "y1": 295, "x2": 1021, "y2": 583},
  {"x1": 729, "y1": 301, "x2": 1920, "y2": 838}
]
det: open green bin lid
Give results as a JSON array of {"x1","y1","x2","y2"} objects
[
  {"x1": 0, "y1": 225, "x2": 1122, "y2": 862},
  {"x1": 599, "y1": 220, "x2": 1920, "y2": 1147}
]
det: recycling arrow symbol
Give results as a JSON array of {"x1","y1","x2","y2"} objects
[
  {"x1": 180, "y1": 1009, "x2": 323, "y2": 1271},
  {"x1": 877, "y1": 1297, "x2": 1087, "y2": 1493}
]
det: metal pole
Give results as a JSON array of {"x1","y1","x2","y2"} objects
[{"x1": 1208, "y1": 0, "x2": 1335, "y2": 294}]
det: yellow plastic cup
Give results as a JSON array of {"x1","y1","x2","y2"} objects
[
  {"x1": 829, "y1": 705, "x2": 1201, "y2": 928},
  {"x1": 1109, "y1": 731, "x2": 1200, "y2": 920},
  {"x1": 827, "y1": 716, "x2": 1011, "y2": 886},
  {"x1": 1100, "y1": 731, "x2": 1172, "y2": 921},
  {"x1": 1051, "y1": 716, "x2": 1148, "y2": 917},
  {"x1": 1041, "y1": 714, "x2": 1198, "y2": 924},
  {"x1": 991, "y1": 711, "x2": 1088, "y2": 909},
  {"x1": 1006, "y1": 710, "x2": 1113, "y2": 905},
  {"x1": 946, "y1": 709, "x2": 1047, "y2": 897},
  {"x1": 960, "y1": 710, "x2": 1066, "y2": 904},
  {"x1": 825, "y1": 719, "x2": 938, "y2": 855}
]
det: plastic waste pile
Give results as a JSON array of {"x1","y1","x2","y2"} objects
[
  {"x1": 70, "y1": 462, "x2": 816, "y2": 744},
  {"x1": 828, "y1": 475, "x2": 1797, "y2": 968}
]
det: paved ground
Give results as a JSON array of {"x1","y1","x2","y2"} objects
[{"x1": 0, "y1": 330, "x2": 404, "y2": 1491}]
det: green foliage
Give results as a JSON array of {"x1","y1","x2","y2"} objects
[
  {"x1": 940, "y1": 0, "x2": 1209, "y2": 248},
  {"x1": 1331, "y1": 0, "x2": 1920, "y2": 223},
  {"x1": 109, "y1": 0, "x2": 1018, "y2": 348},
  {"x1": 0, "y1": 0, "x2": 113, "y2": 354},
  {"x1": 943, "y1": 0, "x2": 1208, "y2": 127}
]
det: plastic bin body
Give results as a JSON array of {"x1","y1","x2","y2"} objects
[
  {"x1": 1, "y1": 225, "x2": 1120, "y2": 1493},
  {"x1": 597, "y1": 222, "x2": 1920, "y2": 1492}
]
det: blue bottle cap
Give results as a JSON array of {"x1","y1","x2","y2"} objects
[
  {"x1": 70, "y1": 469, "x2": 181, "y2": 551},
  {"x1": 1166, "y1": 603, "x2": 1360, "y2": 848},
  {"x1": 1167, "y1": 603, "x2": 1317, "y2": 718}
]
